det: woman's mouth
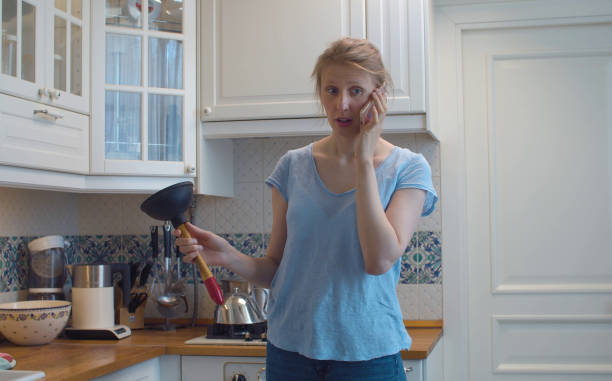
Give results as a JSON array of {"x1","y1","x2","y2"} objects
[{"x1": 335, "y1": 117, "x2": 353, "y2": 127}]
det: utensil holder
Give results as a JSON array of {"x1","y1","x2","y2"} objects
[{"x1": 119, "y1": 303, "x2": 146, "y2": 329}]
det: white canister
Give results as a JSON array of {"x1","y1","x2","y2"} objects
[{"x1": 68, "y1": 264, "x2": 130, "y2": 329}]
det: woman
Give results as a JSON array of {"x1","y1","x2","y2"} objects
[{"x1": 175, "y1": 37, "x2": 438, "y2": 381}]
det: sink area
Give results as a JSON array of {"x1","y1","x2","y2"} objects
[{"x1": 0, "y1": 370, "x2": 45, "y2": 380}]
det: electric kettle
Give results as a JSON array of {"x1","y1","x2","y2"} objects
[{"x1": 67, "y1": 264, "x2": 130, "y2": 329}]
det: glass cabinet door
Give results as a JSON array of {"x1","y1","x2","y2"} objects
[
  {"x1": 1, "y1": 0, "x2": 42, "y2": 95},
  {"x1": 1, "y1": 0, "x2": 88, "y2": 112},
  {"x1": 95, "y1": 0, "x2": 193, "y2": 174},
  {"x1": 51, "y1": 0, "x2": 84, "y2": 99}
]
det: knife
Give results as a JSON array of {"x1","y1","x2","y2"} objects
[{"x1": 150, "y1": 225, "x2": 159, "y2": 261}]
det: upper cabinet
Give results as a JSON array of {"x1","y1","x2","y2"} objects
[
  {"x1": 0, "y1": 0, "x2": 90, "y2": 114},
  {"x1": 90, "y1": 0, "x2": 197, "y2": 177},
  {"x1": 199, "y1": 0, "x2": 427, "y2": 132}
]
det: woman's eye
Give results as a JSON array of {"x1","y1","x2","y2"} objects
[
  {"x1": 326, "y1": 87, "x2": 338, "y2": 95},
  {"x1": 351, "y1": 87, "x2": 364, "y2": 96}
]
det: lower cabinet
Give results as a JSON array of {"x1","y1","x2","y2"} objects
[
  {"x1": 182, "y1": 355, "x2": 266, "y2": 381},
  {"x1": 92, "y1": 355, "x2": 181, "y2": 381},
  {"x1": 182, "y1": 342, "x2": 443, "y2": 381}
]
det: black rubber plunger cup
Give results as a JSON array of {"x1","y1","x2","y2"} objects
[{"x1": 140, "y1": 182, "x2": 224, "y2": 305}]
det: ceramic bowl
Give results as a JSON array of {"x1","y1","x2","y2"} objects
[{"x1": 0, "y1": 300, "x2": 71, "y2": 345}]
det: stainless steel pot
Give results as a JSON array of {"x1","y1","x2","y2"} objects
[{"x1": 214, "y1": 287, "x2": 264, "y2": 325}]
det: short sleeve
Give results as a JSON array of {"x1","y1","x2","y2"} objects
[
  {"x1": 265, "y1": 152, "x2": 291, "y2": 202},
  {"x1": 398, "y1": 154, "x2": 438, "y2": 216}
]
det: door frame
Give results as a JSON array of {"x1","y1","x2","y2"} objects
[{"x1": 433, "y1": 1, "x2": 612, "y2": 380}]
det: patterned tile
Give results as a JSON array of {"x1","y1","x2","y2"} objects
[
  {"x1": 192, "y1": 195, "x2": 216, "y2": 232},
  {"x1": 0, "y1": 188, "x2": 78, "y2": 236},
  {"x1": 263, "y1": 136, "x2": 315, "y2": 181},
  {"x1": 0, "y1": 237, "x2": 28, "y2": 292},
  {"x1": 419, "y1": 284, "x2": 443, "y2": 320},
  {"x1": 215, "y1": 182, "x2": 263, "y2": 234},
  {"x1": 384, "y1": 133, "x2": 417, "y2": 151},
  {"x1": 400, "y1": 233, "x2": 419, "y2": 284},
  {"x1": 235, "y1": 138, "x2": 264, "y2": 183},
  {"x1": 418, "y1": 231, "x2": 442, "y2": 284},
  {"x1": 122, "y1": 234, "x2": 151, "y2": 263},
  {"x1": 396, "y1": 284, "x2": 420, "y2": 320},
  {"x1": 77, "y1": 235, "x2": 122, "y2": 264},
  {"x1": 64, "y1": 236, "x2": 79, "y2": 265}
]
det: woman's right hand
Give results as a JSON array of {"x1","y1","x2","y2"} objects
[{"x1": 174, "y1": 222, "x2": 232, "y2": 267}]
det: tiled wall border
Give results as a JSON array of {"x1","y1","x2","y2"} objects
[{"x1": 0, "y1": 231, "x2": 441, "y2": 292}]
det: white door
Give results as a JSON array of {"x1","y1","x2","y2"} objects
[{"x1": 462, "y1": 22, "x2": 612, "y2": 380}]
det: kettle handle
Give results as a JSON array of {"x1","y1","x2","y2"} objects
[{"x1": 111, "y1": 263, "x2": 131, "y2": 307}]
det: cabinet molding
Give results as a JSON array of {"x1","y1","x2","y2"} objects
[
  {"x1": 0, "y1": 165, "x2": 193, "y2": 194},
  {"x1": 201, "y1": 114, "x2": 429, "y2": 139}
]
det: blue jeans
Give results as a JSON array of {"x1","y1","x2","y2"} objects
[{"x1": 265, "y1": 342, "x2": 407, "y2": 381}]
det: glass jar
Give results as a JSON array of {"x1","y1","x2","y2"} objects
[{"x1": 27, "y1": 235, "x2": 67, "y2": 300}]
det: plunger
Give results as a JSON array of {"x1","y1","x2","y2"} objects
[{"x1": 140, "y1": 181, "x2": 224, "y2": 305}]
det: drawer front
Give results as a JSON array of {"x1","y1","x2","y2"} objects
[
  {"x1": 0, "y1": 94, "x2": 89, "y2": 174},
  {"x1": 403, "y1": 359, "x2": 423, "y2": 381}
]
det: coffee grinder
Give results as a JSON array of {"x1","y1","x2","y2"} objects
[{"x1": 27, "y1": 235, "x2": 68, "y2": 300}]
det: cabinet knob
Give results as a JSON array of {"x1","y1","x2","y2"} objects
[
  {"x1": 38, "y1": 88, "x2": 48, "y2": 98},
  {"x1": 202, "y1": 107, "x2": 212, "y2": 116},
  {"x1": 186, "y1": 164, "x2": 196, "y2": 174},
  {"x1": 404, "y1": 366, "x2": 413, "y2": 374},
  {"x1": 48, "y1": 89, "x2": 61, "y2": 100}
]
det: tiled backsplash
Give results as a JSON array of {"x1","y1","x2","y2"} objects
[{"x1": 0, "y1": 133, "x2": 441, "y2": 320}]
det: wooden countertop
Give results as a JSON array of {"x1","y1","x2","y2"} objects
[{"x1": 0, "y1": 326, "x2": 442, "y2": 381}]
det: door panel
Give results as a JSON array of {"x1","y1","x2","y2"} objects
[{"x1": 463, "y1": 23, "x2": 612, "y2": 380}]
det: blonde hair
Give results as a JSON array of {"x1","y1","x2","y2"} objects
[{"x1": 311, "y1": 37, "x2": 392, "y2": 99}]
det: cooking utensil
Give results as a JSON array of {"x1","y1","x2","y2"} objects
[
  {"x1": 128, "y1": 292, "x2": 148, "y2": 313},
  {"x1": 140, "y1": 181, "x2": 224, "y2": 305},
  {"x1": 150, "y1": 225, "x2": 159, "y2": 260},
  {"x1": 215, "y1": 287, "x2": 264, "y2": 325},
  {"x1": 139, "y1": 262, "x2": 153, "y2": 288}
]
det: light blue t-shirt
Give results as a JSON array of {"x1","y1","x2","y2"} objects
[{"x1": 264, "y1": 143, "x2": 438, "y2": 361}]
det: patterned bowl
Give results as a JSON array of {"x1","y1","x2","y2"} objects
[{"x1": 0, "y1": 300, "x2": 71, "y2": 346}]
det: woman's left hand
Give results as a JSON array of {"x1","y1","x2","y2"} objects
[{"x1": 356, "y1": 88, "x2": 387, "y2": 163}]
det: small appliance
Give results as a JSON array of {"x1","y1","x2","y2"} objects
[
  {"x1": 64, "y1": 263, "x2": 132, "y2": 340},
  {"x1": 27, "y1": 235, "x2": 68, "y2": 300}
]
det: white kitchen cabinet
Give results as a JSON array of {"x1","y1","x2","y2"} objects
[
  {"x1": 92, "y1": 357, "x2": 158, "y2": 381},
  {"x1": 0, "y1": 0, "x2": 90, "y2": 114},
  {"x1": 182, "y1": 343, "x2": 443, "y2": 381},
  {"x1": 199, "y1": 0, "x2": 429, "y2": 137},
  {"x1": 0, "y1": 92, "x2": 89, "y2": 173},
  {"x1": 90, "y1": 0, "x2": 197, "y2": 177}
]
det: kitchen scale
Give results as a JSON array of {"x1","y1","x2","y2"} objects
[{"x1": 64, "y1": 324, "x2": 132, "y2": 340}]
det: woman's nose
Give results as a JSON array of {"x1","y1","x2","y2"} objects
[{"x1": 337, "y1": 93, "x2": 350, "y2": 111}]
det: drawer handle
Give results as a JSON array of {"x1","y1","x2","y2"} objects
[
  {"x1": 33, "y1": 109, "x2": 63, "y2": 121},
  {"x1": 404, "y1": 366, "x2": 413, "y2": 374}
]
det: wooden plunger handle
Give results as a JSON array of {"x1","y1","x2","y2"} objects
[
  {"x1": 177, "y1": 224, "x2": 224, "y2": 305},
  {"x1": 178, "y1": 224, "x2": 213, "y2": 279}
]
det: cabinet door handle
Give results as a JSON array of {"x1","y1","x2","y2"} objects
[
  {"x1": 257, "y1": 367, "x2": 265, "y2": 381},
  {"x1": 404, "y1": 366, "x2": 413, "y2": 374},
  {"x1": 33, "y1": 109, "x2": 64, "y2": 121},
  {"x1": 48, "y1": 89, "x2": 61, "y2": 100}
]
